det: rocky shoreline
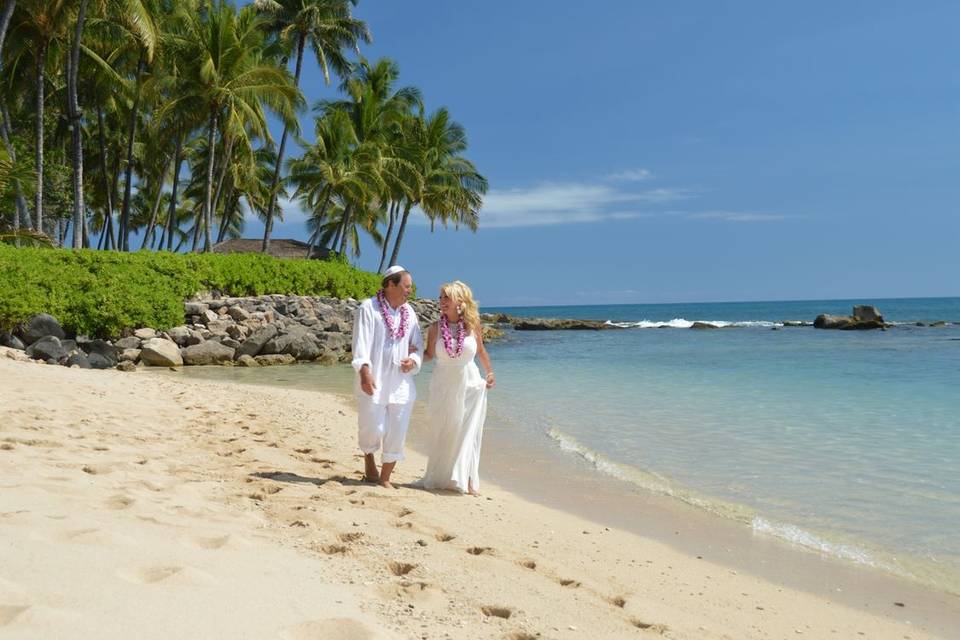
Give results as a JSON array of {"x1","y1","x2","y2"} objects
[
  {"x1": 2, "y1": 300, "x2": 955, "y2": 372},
  {"x1": 0, "y1": 294, "x2": 444, "y2": 371}
]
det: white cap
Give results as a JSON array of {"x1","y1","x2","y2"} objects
[{"x1": 382, "y1": 265, "x2": 407, "y2": 277}]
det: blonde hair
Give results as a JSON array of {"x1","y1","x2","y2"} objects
[{"x1": 440, "y1": 280, "x2": 481, "y2": 334}]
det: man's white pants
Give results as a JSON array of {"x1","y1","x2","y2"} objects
[{"x1": 357, "y1": 397, "x2": 413, "y2": 463}]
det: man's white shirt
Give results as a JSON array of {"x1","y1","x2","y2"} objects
[{"x1": 351, "y1": 298, "x2": 423, "y2": 405}]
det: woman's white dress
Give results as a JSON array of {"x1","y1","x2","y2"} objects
[{"x1": 422, "y1": 332, "x2": 488, "y2": 493}]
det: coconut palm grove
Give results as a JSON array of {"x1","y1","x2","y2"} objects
[{"x1": 0, "y1": 0, "x2": 487, "y2": 268}]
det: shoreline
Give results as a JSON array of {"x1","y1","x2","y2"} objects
[{"x1": 143, "y1": 361, "x2": 960, "y2": 637}]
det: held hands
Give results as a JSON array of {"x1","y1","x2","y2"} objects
[{"x1": 400, "y1": 344, "x2": 418, "y2": 373}]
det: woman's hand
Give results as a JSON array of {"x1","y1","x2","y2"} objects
[{"x1": 485, "y1": 371, "x2": 496, "y2": 389}]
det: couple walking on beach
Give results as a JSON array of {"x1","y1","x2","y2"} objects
[{"x1": 351, "y1": 265, "x2": 495, "y2": 494}]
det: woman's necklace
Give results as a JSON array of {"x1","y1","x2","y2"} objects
[{"x1": 440, "y1": 314, "x2": 465, "y2": 358}]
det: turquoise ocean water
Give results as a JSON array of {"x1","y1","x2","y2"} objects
[{"x1": 483, "y1": 297, "x2": 960, "y2": 594}]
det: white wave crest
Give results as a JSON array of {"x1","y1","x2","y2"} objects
[
  {"x1": 751, "y1": 517, "x2": 878, "y2": 566},
  {"x1": 604, "y1": 318, "x2": 781, "y2": 329}
]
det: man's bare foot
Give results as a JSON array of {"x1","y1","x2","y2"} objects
[
  {"x1": 378, "y1": 480, "x2": 396, "y2": 489},
  {"x1": 363, "y1": 453, "x2": 379, "y2": 483}
]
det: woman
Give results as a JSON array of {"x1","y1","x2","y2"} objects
[{"x1": 421, "y1": 281, "x2": 495, "y2": 495}]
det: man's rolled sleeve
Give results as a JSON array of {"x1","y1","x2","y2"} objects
[{"x1": 351, "y1": 303, "x2": 374, "y2": 373}]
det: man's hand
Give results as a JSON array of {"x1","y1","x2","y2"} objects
[
  {"x1": 400, "y1": 358, "x2": 416, "y2": 373},
  {"x1": 360, "y1": 366, "x2": 377, "y2": 396},
  {"x1": 408, "y1": 344, "x2": 419, "y2": 355}
]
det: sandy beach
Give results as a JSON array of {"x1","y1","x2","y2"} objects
[{"x1": 0, "y1": 351, "x2": 949, "y2": 639}]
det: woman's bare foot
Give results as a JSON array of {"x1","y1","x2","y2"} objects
[
  {"x1": 378, "y1": 480, "x2": 396, "y2": 489},
  {"x1": 467, "y1": 483, "x2": 480, "y2": 497},
  {"x1": 363, "y1": 453, "x2": 380, "y2": 483}
]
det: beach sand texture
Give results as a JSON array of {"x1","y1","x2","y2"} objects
[{"x1": 0, "y1": 352, "x2": 940, "y2": 639}]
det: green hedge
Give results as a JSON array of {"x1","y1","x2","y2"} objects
[{"x1": 0, "y1": 245, "x2": 381, "y2": 337}]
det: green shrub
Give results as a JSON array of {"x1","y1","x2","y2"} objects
[{"x1": 0, "y1": 245, "x2": 381, "y2": 337}]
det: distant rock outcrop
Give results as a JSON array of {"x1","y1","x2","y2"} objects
[{"x1": 814, "y1": 305, "x2": 887, "y2": 330}]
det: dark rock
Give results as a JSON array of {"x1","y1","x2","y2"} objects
[
  {"x1": 513, "y1": 318, "x2": 615, "y2": 331},
  {"x1": 85, "y1": 339, "x2": 120, "y2": 364},
  {"x1": 814, "y1": 314, "x2": 852, "y2": 329},
  {"x1": 184, "y1": 302, "x2": 209, "y2": 316},
  {"x1": 116, "y1": 361, "x2": 137, "y2": 372},
  {"x1": 0, "y1": 332, "x2": 25, "y2": 350},
  {"x1": 237, "y1": 324, "x2": 279, "y2": 358},
  {"x1": 690, "y1": 322, "x2": 720, "y2": 330},
  {"x1": 87, "y1": 353, "x2": 115, "y2": 370},
  {"x1": 19, "y1": 314, "x2": 65, "y2": 344},
  {"x1": 66, "y1": 353, "x2": 91, "y2": 368},
  {"x1": 26, "y1": 336, "x2": 68, "y2": 361}
]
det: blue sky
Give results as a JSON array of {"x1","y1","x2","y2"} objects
[{"x1": 245, "y1": 1, "x2": 960, "y2": 307}]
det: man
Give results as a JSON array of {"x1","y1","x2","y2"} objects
[{"x1": 351, "y1": 265, "x2": 423, "y2": 488}]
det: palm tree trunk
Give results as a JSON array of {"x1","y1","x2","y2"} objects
[
  {"x1": 165, "y1": 132, "x2": 183, "y2": 251},
  {"x1": 96, "y1": 105, "x2": 116, "y2": 251},
  {"x1": 388, "y1": 200, "x2": 414, "y2": 267},
  {"x1": 305, "y1": 191, "x2": 332, "y2": 258},
  {"x1": 140, "y1": 165, "x2": 167, "y2": 250},
  {"x1": 118, "y1": 51, "x2": 145, "y2": 251},
  {"x1": 33, "y1": 41, "x2": 46, "y2": 233},
  {"x1": 0, "y1": 99, "x2": 26, "y2": 247},
  {"x1": 377, "y1": 200, "x2": 398, "y2": 273},
  {"x1": 216, "y1": 187, "x2": 239, "y2": 244},
  {"x1": 201, "y1": 110, "x2": 218, "y2": 252},
  {"x1": 0, "y1": 0, "x2": 15, "y2": 65},
  {"x1": 337, "y1": 203, "x2": 353, "y2": 255},
  {"x1": 68, "y1": 0, "x2": 90, "y2": 249},
  {"x1": 262, "y1": 32, "x2": 306, "y2": 255},
  {"x1": 211, "y1": 134, "x2": 234, "y2": 219}
]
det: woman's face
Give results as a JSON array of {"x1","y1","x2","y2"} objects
[{"x1": 439, "y1": 289, "x2": 456, "y2": 316}]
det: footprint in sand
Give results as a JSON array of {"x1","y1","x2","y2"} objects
[
  {"x1": 387, "y1": 561, "x2": 417, "y2": 576},
  {"x1": 466, "y1": 546, "x2": 494, "y2": 556},
  {"x1": 558, "y1": 578, "x2": 581, "y2": 588},
  {"x1": 397, "y1": 507, "x2": 414, "y2": 518},
  {"x1": 81, "y1": 463, "x2": 114, "y2": 475},
  {"x1": 337, "y1": 532, "x2": 365, "y2": 543},
  {"x1": 631, "y1": 619, "x2": 668, "y2": 634},
  {"x1": 62, "y1": 528, "x2": 137, "y2": 547},
  {"x1": 321, "y1": 544, "x2": 349, "y2": 555},
  {"x1": 117, "y1": 565, "x2": 217, "y2": 586},
  {"x1": 283, "y1": 618, "x2": 378, "y2": 640},
  {"x1": 505, "y1": 633, "x2": 538, "y2": 640},
  {"x1": 518, "y1": 559, "x2": 536, "y2": 570},
  {"x1": 434, "y1": 532, "x2": 456, "y2": 542},
  {"x1": 190, "y1": 534, "x2": 251, "y2": 550},
  {"x1": 0, "y1": 605, "x2": 30, "y2": 628},
  {"x1": 609, "y1": 595, "x2": 627, "y2": 608},
  {"x1": 105, "y1": 494, "x2": 135, "y2": 510},
  {"x1": 480, "y1": 605, "x2": 512, "y2": 619}
]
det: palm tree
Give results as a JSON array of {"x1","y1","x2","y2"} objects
[
  {"x1": 161, "y1": 1, "x2": 302, "y2": 252},
  {"x1": 254, "y1": 0, "x2": 370, "y2": 255},
  {"x1": 10, "y1": 0, "x2": 70, "y2": 235},
  {"x1": 0, "y1": 0, "x2": 16, "y2": 68},
  {"x1": 387, "y1": 107, "x2": 486, "y2": 266}
]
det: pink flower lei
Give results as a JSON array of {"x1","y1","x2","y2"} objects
[
  {"x1": 440, "y1": 313, "x2": 466, "y2": 358},
  {"x1": 376, "y1": 289, "x2": 408, "y2": 340}
]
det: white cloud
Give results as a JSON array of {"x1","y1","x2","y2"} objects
[
  {"x1": 476, "y1": 182, "x2": 691, "y2": 228},
  {"x1": 605, "y1": 168, "x2": 653, "y2": 182}
]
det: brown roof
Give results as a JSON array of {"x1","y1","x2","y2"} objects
[{"x1": 211, "y1": 238, "x2": 330, "y2": 260}]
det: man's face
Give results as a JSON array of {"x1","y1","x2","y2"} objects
[{"x1": 386, "y1": 273, "x2": 413, "y2": 305}]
